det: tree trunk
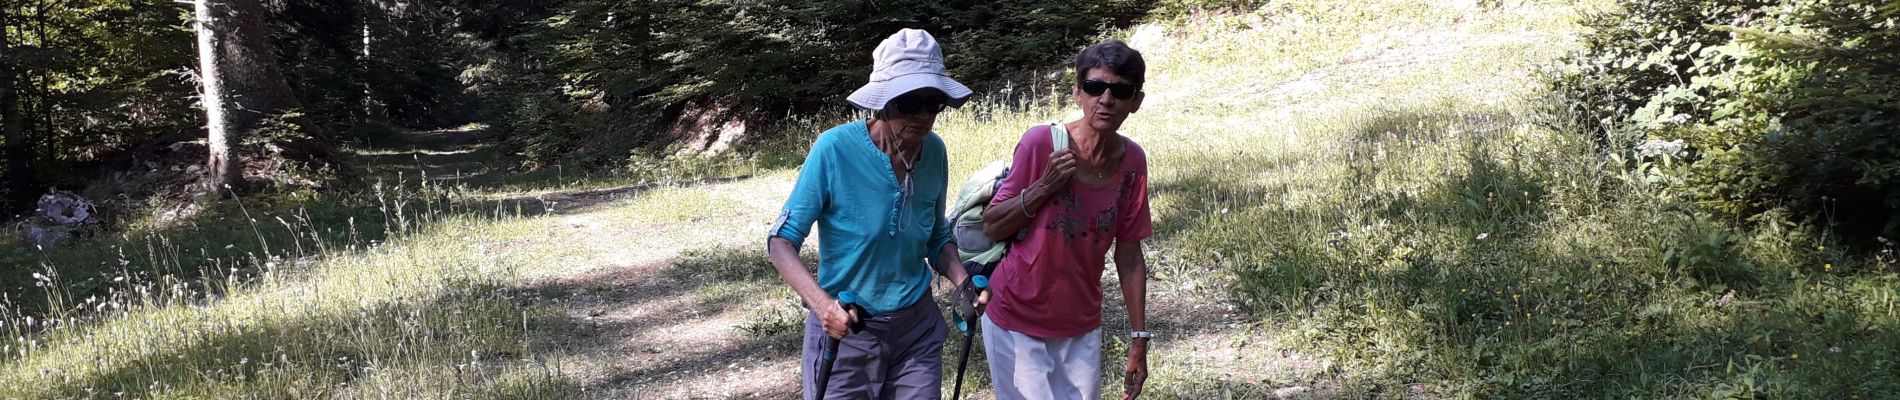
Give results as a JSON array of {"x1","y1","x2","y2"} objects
[
  {"x1": 1, "y1": 5, "x2": 32, "y2": 209},
  {"x1": 359, "y1": 0, "x2": 385, "y2": 121},
  {"x1": 196, "y1": 0, "x2": 346, "y2": 194},
  {"x1": 32, "y1": 0, "x2": 50, "y2": 168}
]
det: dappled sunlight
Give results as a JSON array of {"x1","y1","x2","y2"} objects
[
  {"x1": 516, "y1": 244, "x2": 809, "y2": 398},
  {"x1": 0, "y1": 216, "x2": 569, "y2": 398},
  {"x1": 10, "y1": 0, "x2": 1889, "y2": 398},
  {"x1": 348, "y1": 146, "x2": 487, "y2": 157}
]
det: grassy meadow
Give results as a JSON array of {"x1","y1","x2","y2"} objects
[{"x1": 3, "y1": 0, "x2": 1898, "y2": 398}]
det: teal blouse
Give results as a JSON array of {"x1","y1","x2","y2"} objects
[{"x1": 770, "y1": 120, "x2": 953, "y2": 314}]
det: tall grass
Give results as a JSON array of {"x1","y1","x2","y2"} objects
[
  {"x1": 5, "y1": 0, "x2": 1897, "y2": 398},
  {"x1": 0, "y1": 179, "x2": 577, "y2": 398},
  {"x1": 923, "y1": 0, "x2": 1900, "y2": 397}
]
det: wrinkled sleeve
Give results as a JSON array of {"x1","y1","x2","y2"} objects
[{"x1": 771, "y1": 136, "x2": 831, "y2": 249}]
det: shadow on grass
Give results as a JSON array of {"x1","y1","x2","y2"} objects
[
  {"x1": 1142, "y1": 105, "x2": 1900, "y2": 396},
  {"x1": 0, "y1": 177, "x2": 557, "y2": 321},
  {"x1": 1138, "y1": 105, "x2": 1543, "y2": 392},
  {"x1": 511, "y1": 244, "x2": 809, "y2": 395},
  {"x1": 0, "y1": 125, "x2": 750, "y2": 326},
  {"x1": 474, "y1": 174, "x2": 756, "y2": 218},
  {"x1": 13, "y1": 279, "x2": 573, "y2": 398}
]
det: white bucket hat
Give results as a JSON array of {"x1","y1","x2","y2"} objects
[{"x1": 846, "y1": 29, "x2": 974, "y2": 111}]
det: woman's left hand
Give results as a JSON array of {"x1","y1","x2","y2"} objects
[{"x1": 1122, "y1": 340, "x2": 1149, "y2": 400}]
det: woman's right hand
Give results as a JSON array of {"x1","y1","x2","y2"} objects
[
  {"x1": 1037, "y1": 148, "x2": 1078, "y2": 194},
  {"x1": 820, "y1": 298, "x2": 856, "y2": 340}
]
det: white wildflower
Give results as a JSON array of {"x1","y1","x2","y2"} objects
[{"x1": 1634, "y1": 139, "x2": 1687, "y2": 157}]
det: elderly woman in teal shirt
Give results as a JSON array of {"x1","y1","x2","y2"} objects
[{"x1": 766, "y1": 29, "x2": 977, "y2": 400}]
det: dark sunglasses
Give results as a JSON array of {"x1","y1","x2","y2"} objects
[
  {"x1": 1080, "y1": 79, "x2": 1140, "y2": 99},
  {"x1": 886, "y1": 92, "x2": 949, "y2": 115}
]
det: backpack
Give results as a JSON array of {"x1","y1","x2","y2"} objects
[{"x1": 949, "y1": 122, "x2": 1070, "y2": 271}]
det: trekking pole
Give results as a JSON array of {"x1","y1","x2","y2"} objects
[
  {"x1": 816, "y1": 291, "x2": 867, "y2": 400},
  {"x1": 950, "y1": 275, "x2": 990, "y2": 400}
]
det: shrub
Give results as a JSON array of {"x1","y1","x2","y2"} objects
[{"x1": 1559, "y1": 0, "x2": 1900, "y2": 245}]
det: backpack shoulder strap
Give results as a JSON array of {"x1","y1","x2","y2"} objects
[{"x1": 1049, "y1": 121, "x2": 1070, "y2": 153}]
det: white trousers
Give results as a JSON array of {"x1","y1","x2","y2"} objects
[{"x1": 981, "y1": 315, "x2": 1102, "y2": 400}]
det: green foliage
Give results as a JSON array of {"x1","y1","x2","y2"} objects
[
  {"x1": 273, "y1": 0, "x2": 480, "y2": 135},
  {"x1": 8, "y1": 1, "x2": 1900, "y2": 397},
  {"x1": 471, "y1": 0, "x2": 1153, "y2": 167},
  {"x1": 239, "y1": 111, "x2": 346, "y2": 189},
  {"x1": 1195, "y1": 103, "x2": 1900, "y2": 398},
  {"x1": 2, "y1": 0, "x2": 1154, "y2": 206},
  {"x1": 0, "y1": 0, "x2": 492, "y2": 214},
  {"x1": 1559, "y1": 0, "x2": 1900, "y2": 244},
  {"x1": 1102, "y1": 1, "x2": 1900, "y2": 395},
  {"x1": 0, "y1": 0, "x2": 199, "y2": 190}
]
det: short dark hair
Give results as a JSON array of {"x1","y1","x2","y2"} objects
[{"x1": 1074, "y1": 40, "x2": 1146, "y2": 88}]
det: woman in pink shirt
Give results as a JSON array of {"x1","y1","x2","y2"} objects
[{"x1": 978, "y1": 40, "x2": 1154, "y2": 400}]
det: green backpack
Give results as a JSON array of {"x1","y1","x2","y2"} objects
[{"x1": 949, "y1": 122, "x2": 1070, "y2": 265}]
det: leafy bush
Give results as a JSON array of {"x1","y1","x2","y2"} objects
[
  {"x1": 0, "y1": 0, "x2": 200, "y2": 195},
  {"x1": 1559, "y1": 0, "x2": 1900, "y2": 245},
  {"x1": 272, "y1": 0, "x2": 481, "y2": 135}
]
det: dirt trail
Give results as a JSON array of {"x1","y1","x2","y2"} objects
[
  {"x1": 343, "y1": 19, "x2": 1560, "y2": 398},
  {"x1": 490, "y1": 176, "x2": 1315, "y2": 399},
  {"x1": 353, "y1": 127, "x2": 1307, "y2": 398}
]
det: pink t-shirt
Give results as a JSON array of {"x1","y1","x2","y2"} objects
[{"x1": 986, "y1": 124, "x2": 1153, "y2": 338}]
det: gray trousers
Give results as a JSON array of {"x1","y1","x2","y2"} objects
[{"x1": 802, "y1": 295, "x2": 947, "y2": 400}]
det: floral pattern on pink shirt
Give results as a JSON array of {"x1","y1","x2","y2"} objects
[{"x1": 985, "y1": 125, "x2": 1153, "y2": 338}]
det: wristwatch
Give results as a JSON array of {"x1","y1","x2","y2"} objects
[{"x1": 1130, "y1": 331, "x2": 1154, "y2": 340}]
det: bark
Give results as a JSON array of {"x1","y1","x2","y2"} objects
[
  {"x1": 358, "y1": 0, "x2": 386, "y2": 120},
  {"x1": 32, "y1": 0, "x2": 49, "y2": 166},
  {"x1": 1, "y1": 5, "x2": 32, "y2": 208},
  {"x1": 196, "y1": 0, "x2": 345, "y2": 193}
]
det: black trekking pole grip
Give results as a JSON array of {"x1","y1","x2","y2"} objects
[
  {"x1": 816, "y1": 291, "x2": 867, "y2": 400},
  {"x1": 951, "y1": 275, "x2": 990, "y2": 400}
]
